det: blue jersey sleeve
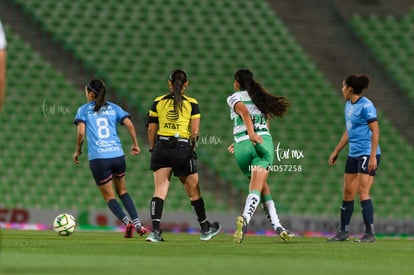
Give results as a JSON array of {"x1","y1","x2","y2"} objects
[
  {"x1": 113, "y1": 103, "x2": 130, "y2": 124},
  {"x1": 362, "y1": 102, "x2": 378, "y2": 123},
  {"x1": 74, "y1": 105, "x2": 86, "y2": 125}
]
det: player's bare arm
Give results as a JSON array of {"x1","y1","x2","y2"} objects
[
  {"x1": 190, "y1": 117, "x2": 200, "y2": 150},
  {"x1": 122, "y1": 117, "x2": 140, "y2": 155},
  {"x1": 73, "y1": 122, "x2": 85, "y2": 164},
  {"x1": 147, "y1": 121, "x2": 158, "y2": 151},
  {"x1": 329, "y1": 130, "x2": 349, "y2": 165},
  {"x1": 368, "y1": 121, "x2": 379, "y2": 172},
  {"x1": 234, "y1": 101, "x2": 262, "y2": 145}
]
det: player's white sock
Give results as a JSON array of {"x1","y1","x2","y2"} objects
[
  {"x1": 263, "y1": 199, "x2": 282, "y2": 230},
  {"x1": 242, "y1": 191, "x2": 260, "y2": 224},
  {"x1": 132, "y1": 218, "x2": 142, "y2": 228},
  {"x1": 122, "y1": 216, "x2": 131, "y2": 225}
]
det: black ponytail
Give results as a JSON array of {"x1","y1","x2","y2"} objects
[
  {"x1": 234, "y1": 69, "x2": 289, "y2": 118},
  {"x1": 86, "y1": 79, "x2": 107, "y2": 112},
  {"x1": 169, "y1": 69, "x2": 187, "y2": 113}
]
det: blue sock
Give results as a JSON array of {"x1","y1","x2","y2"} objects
[
  {"x1": 120, "y1": 193, "x2": 141, "y2": 226},
  {"x1": 361, "y1": 199, "x2": 374, "y2": 234},
  {"x1": 107, "y1": 199, "x2": 129, "y2": 225},
  {"x1": 340, "y1": 200, "x2": 354, "y2": 232}
]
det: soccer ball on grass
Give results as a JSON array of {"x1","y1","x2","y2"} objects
[{"x1": 53, "y1": 213, "x2": 77, "y2": 236}]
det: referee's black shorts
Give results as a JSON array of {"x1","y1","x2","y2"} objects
[{"x1": 150, "y1": 138, "x2": 197, "y2": 177}]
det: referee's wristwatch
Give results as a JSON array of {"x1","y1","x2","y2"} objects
[{"x1": 149, "y1": 148, "x2": 153, "y2": 152}]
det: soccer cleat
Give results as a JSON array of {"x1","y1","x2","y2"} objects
[
  {"x1": 124, "y1": 223, "x2": 134, "y2": 238},
  {"x1": 146, "y1": 230, "x2": 164, "y2": 242},
  {"x1": 200, "y1": 221, "x2": 222, "y2": 241},
  {"x1": 276, "y1": 227, "x2": 294, "y2": 241},
  {"x1": 354, "y1": 233, "x2": 375, "y2": 243},
  {"x1": 327, "y1": 230, "x2": 350, "y2": 242},
  {"x1": 233, "y1": 216, "x2": 247, "y2": 244},
  {"x1": 136, "y1": 225, "x2": 148, "y2": 236}
]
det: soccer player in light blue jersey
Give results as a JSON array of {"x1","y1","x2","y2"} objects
[
  {"x1": 73, "y1": 79, "x2": 147, "y2": 238},
  {"x1": 328, "y1": 74, "x2": 381, "y2": 243}
]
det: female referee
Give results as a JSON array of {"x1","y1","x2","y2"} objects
[
  {"x1": 146, "y1": 69, "x2": 221, "y2": 242},
  {"x1": 328, "y1": 74, "x2": 381, "y2": 243},
  {"x1": 73, "y1": 79, "x2": 147, "y2": 238},
  {"x1": 227, "y1": 69, "x2": 293, "y2": 244}
]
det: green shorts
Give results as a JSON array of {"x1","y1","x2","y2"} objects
[{"x1": 234, "y1": 135, "x2": 274, "y2": 177}]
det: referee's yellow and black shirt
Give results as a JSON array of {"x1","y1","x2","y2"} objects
[{"x1": 147, "y1": 93, "x2": 200, "y2": 139}]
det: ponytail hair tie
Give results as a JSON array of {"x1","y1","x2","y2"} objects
[{"x1": 87, "y1": 84, "x2": 99, "y2": 94}]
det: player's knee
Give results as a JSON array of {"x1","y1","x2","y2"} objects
[{"x1": 343, "y1": 188, "x2": 356, "y2": 200}]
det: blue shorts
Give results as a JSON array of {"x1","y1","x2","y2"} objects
[
  {"x1": 345, "y1": 155, "x2": 381, "y2": 176},
  {"x1": 89, "y1": 156, "x2": 126, "y2": 185}
]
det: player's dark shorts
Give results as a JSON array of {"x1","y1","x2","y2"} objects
[
  {"x1": 89, "y1": 155, "x2": 126, "y2": 185},
  {"x1": 150, "y1": 136, "x2": 197, "y2": 177},
  {"x1": 345, "y1": 155, "x2": 381, "y2": 176}
]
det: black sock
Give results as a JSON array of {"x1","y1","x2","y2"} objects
[
  {"x1": 340, "y1": 200, "x2": 354, "y2": 232},
  {"x1": 191, "y1": 198, "x2": 209, "y2": 232},
  {"x1": 107, "y1": 199, "x2": 129, "y2": 225},
  {"x1": 361, "y1": 199, "x2": 374, "y2": 234},
  {"x1": 150, "y1": 197, "x2": 164, "y2": 232}
]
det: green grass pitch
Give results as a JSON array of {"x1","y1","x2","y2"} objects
[{"x1": 0, "y1": 229, "x2": 413, "y2": 275}]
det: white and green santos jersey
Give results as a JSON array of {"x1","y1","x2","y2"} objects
[{"x1": 227, "y1": 90, "x2": 270, "y2": 143}]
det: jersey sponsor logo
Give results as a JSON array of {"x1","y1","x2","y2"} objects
[
  {"x1": 87, "y1": 109, "x2": 116, "y2": 116},
  {"x1": 163, "y1": 123, "x2": 180, "y2": 129},
  {"x1": 166, "y1": 110, "x2": 179, "y2": 121},
  {"x1": 96, "y1": 140, "x2": 120, "y2": 153},
  {"x1": 97, "y1": 146, "x2": 120, "y2": 153},
  {"x1": 96, "y1": 140, "x2": 117, "y2": 147},
  {"x1": 99, "y1": 109, "x2": 116, "y2": 115}
]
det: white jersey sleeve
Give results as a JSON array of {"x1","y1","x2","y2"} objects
[
  {"x1": 226, "y1": 93, "x2": 243, "y2": 111},
  {"x1": 0, "y1": 20, "x2": 7, "y2": 50}
]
